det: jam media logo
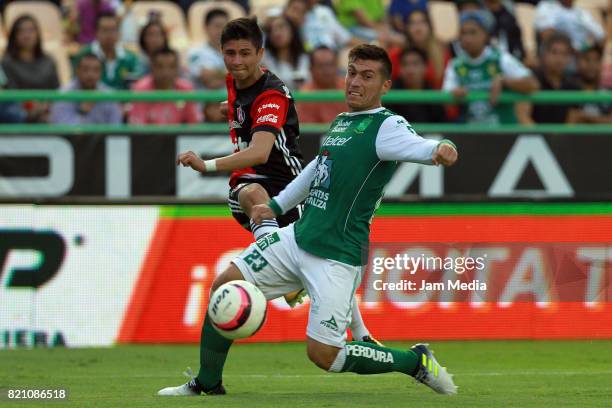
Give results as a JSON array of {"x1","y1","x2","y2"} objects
[{"x1": 0, "y1": 230, "x2": 66, "y2": 288}]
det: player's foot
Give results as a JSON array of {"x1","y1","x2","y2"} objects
[
  {"x1": 410, "y1": 343, "x2": 457, "y2": 395},
  {"x1": 157, "y1": 368, "x2": 226, "y2": 396},
  {"x1": 359, "y1": 334, "x2": 384, "y2": 347},
  {"x1": 284, "y1": 288, "x2": 308, "y2": 308}
]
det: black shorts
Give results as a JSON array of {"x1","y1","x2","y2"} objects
[{"x1": 228, "y1": 178, "x2": 302, "y2": 231}]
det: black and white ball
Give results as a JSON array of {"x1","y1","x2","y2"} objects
[{"x1": 208, "y1": 280, "x2": 267, "y2": 340}]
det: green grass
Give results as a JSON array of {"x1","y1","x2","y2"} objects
[{"x1": 1, "y1": 341, "x2": 611, "y2": 407}]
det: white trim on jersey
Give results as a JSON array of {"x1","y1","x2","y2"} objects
[{"x1": 275, "y1": 128, "x2": 303, "y2": 177}]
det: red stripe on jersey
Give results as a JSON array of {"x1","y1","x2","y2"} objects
[{"x1": 226, "y1": 73, "x2": 255, "y2": 187}]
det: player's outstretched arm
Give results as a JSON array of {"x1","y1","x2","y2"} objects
[
  {"x1": 176, "y1": 131, "x2": 276, "y2": 173},
  {"x1": 251, "y1": 158, "x2": 318, "y2": 225}
]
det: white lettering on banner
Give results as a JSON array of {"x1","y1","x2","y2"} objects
[
  {"x1": 499, "y1": 248, "x2": 551, "y2": 307},
  {"x1": 183, "y1": 265, "x2": 207, "y2": 327},
  {"x1": 257, "y1": 103, "x2": 280, "y2": 113},
  {"x1": 105, "y1": 136, "x2": 131, "y2": 198},
  {"x1": 578, "y1": 248, "x2": 612, "y2": 307},
  {"x1": 0, "y1": 136, "x2": 73, "y2": 197},
  {"x1": 176, "y1": 136, "x2": 234, "y2": 198},
  {"x1": 256, "y1": 114, "x2": 278, "y2": 124},
  {"x1": 489, "y1": 135, "x2": 573, "y2": 197}
]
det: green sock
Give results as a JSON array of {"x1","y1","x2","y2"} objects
[
  {"x1": 331, "y1": 341, "x2": 419, "y2": 376},
  {"x1": 197, "y1": 314, "x2": 233, "y2": 389}
]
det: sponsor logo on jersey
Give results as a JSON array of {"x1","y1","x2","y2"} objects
[
  {"x1": 257, "y1": 103, "x2": 280, "y2": 113},
  {"x1": 322, "y1": 136, "x2": 352, "y2": 147},
  {"x1": 355, "y1": 117, "x2": 373, "y2": 133},
  {"x1": 256, "y1": 232, "x2": 280, "y2": 251},
  {"x1": 346, "y1": 344, "x2": 395, "y2": 363},
  {"x1": 330, "y1": 119, "x2": 351, "y2": 133},
  {"x1": 320, "y1": 315, "x2": 338, "y2": 331},
  {"x1": 256, "y1": 114, "x2": 279, "y2": 124},
  {"x1": 313, "y1": 156, "x2": 332, "y2": 189},
  {"x1": 231, "y1": 105, "x2": 246, "y2": 129}
]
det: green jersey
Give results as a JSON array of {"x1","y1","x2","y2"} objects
[{"x1": 271, "y1": 107, "x2": 441, "y2": 266}]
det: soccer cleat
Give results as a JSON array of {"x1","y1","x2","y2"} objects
[
  {"x1": 360, "y1": 335, "x2": 384, "y2": 347},
  {"x1": 284, "y1": 288, "x2": 308, "y2": 308},
  {"x1": 157, "y1": 368, "x2": 226, "y2": 396},
  {"x1": 410, "y1": 343, "x2": 457, "y2": 395}
]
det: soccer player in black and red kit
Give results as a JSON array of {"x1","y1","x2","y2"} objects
[{"x1": 171, "y1": 18, "x2": 378, "y2": 396}]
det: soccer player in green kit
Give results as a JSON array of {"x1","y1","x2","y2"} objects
[{"x1": 159, "y1": 44, "x2": 458, "y2": 397}]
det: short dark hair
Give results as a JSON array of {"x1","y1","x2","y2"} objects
[
  {"x1": 541, "y1": 32, "x2": 573, "y2": 54},
  {"x1": 221, "y1": 17, "x2": 263, "y2": 50},
  {"x1": 95, "y1": 11, "x2": 119, "y2": 31},
  {"x1": 151, "y1": 47, "x2": 179, "y2": 64},
  {"x1": 348, "y1": 44, "x2": 392, "y2": 79},
  {"x1": 309, "y1": 45, "x2": 337, "y2": 66},
  {"x1": 399, "y1": 47, "x2": 428, "y2": 64},
  {"x1": 77, "y1": 52, "x2": 102, "y2": 67},
  {"x1": 205, "y1": 8, "x2": 229, "y2": 26}
]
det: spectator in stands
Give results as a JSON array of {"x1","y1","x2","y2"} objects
[
  {"x1": 138, "y1": 20, "x2": 169, "y2": 74},
  {"x1": 296, "y1": 46, "x2": 346, "y2": 123},
  {"x1": 77, "y1": 12, "x2": 143, "y2": 90},
  {"x1": 1, "y1": 15, "x2": 61, "y2": 124},
  {"x1": 283, "y1": 0, "x2": 308, "y2": 28},
  {"x1": 336, "y1": 0, "x2": 401, "y2": 45},
  {"x1": 535, "y1": 0, "x2": 605, "y2": 50},
  {"x1": 129, "y1": 47, "x2": 201, "y2": 124},
  {"x1": 567, "y1": 45, "x2": 612, "y2": 123},
  {"x1": 302, "y1": 0, "x2": 354, "y2": 51},
  {"x1": 188, "y1": 8, "x2": 229, "y2": 122},
  {"x1": 1, "y1": 15, "x2": 60, "y2": 90},
  {"x1": 518, "y1": 33, "x2": 579, "y2": 124},
  {"x1": 483, "y1": 0, "x2": 526, "y2": 61},
  {"x1": 72, "y1": 0, "x2": 116, "y2": 45},
  {"x1": 390, "y1": 10, "x2": 450, "y2": 89},
  {"x1": 262, "y1": 16, "x2": 310, "y2": 90},
  {"x1": 50, "y1": 53, "x2": 122, "y2": 125},
  {"x1": 443, "y1": 10, "x2": 538, "y2": 124},
  {"x1": 389, "y1": 0, "x2": 428, "y2": 33},
  {"x1": 387, "y1": 47, "x2": 447, "y2": 123},
  {"x1": 0, "y1": 65, "x2": 28, "y2": 123}
]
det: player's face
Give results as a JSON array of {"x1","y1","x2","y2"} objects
[
  {"x1": 222, "y1": 39, "x2": 264, "y2": 82},
  {"x1": 345, "y1": 59, "x2": 391, "y2": 112}
]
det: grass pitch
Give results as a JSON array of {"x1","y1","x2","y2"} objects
[{"x1": 2, "y1": 341, "x2": 611, "y2": 407}]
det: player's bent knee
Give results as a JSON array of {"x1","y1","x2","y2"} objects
[
  {"x1": 306, "y1": 338, "x2": 341, "y2": 371},
  {"x1": 238, "y1": 184, "x2": 270, "y2": 213},
  {"x1": 211, "y1": 263, "x2": 246, "y2": 292}
]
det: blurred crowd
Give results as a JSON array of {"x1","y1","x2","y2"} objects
[{"x1": 0, "y1": 0, "x2": 611, "y2": 125}]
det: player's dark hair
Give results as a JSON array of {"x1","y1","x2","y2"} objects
[
  {"x1": 264, "y1": 16, "x2": 305, "y2": 68},
  {"x1": 95, "y1": 11, "x2": 119, "y2": 31},
  {"x1": 308, "y1": 45, "x2": 337, "y2": 66},
  {"x1": 6, "y1": 14, "x2": 43, "y2": 60},
  {"x1": 348, "y1": 44, "x2": 392, "y2": 79},
  {"x1": 541, "y1": 32, "x2": 573, "y2": 54},
  {"x1": 205, "y1": 8, "x2": 229, "y2": 27},
  {"x1": 399, "y1": 46, "x2": 428, "y2": 65},
  {"x1": 221, "y1": 17, "x2": 263, "y2": 50},
  {"x1": 151, "y1": 47, "x2": 178, "y2": 64}
]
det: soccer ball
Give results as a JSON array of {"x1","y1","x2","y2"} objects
[{"x1": 208, "y1": 280, "x2": 267, "y2": 340}]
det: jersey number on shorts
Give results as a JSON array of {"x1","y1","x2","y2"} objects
[{"x1": 244, "y1": 249, "x2": 269, "y2": 272}]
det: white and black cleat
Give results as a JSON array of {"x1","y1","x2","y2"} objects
[
  {"x1": 410, "y1": 343, "x2": 457, "y2": 395},
  {"x1": 157, "y1": 368, "x2": 226, "y2": 396}
]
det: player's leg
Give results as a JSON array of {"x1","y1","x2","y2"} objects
[
  {"x1": 237, "y1": 183, "x2": 280, "y2": 239},
  {"x1": 349, "y1": 297, "x2": 382, "y2": 344},
  {"x1": 158, "y1": 264, "x2": 244, "y2": 396},
  {"x1": 300, "y1": 255, "x2": 457, "y2": 394}
]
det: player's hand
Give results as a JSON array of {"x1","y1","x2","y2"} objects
[
  {"x1": 432, "y1": 143, "x2": 458, "y2": 167},
  {"x1": 176, "y1": 151, "x2": 205, "y2": 172},
  {"x1": 251, "y1": 204, "x2": 276, "y2": 225}
]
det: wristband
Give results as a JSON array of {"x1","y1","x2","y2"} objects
[
  {"x1": 268, "y1": 199, "x2": 283, "y2": 217},
  {"x1": 204, "y1": 160, "x2": 217, "y2": 172},
  {"x1": 438, "y1": 139, "x2": 457, "y2": 150}
]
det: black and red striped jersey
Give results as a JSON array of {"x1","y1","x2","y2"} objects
[{"x1": 226, "y1": 70, "x2": 304, "y2": 187}]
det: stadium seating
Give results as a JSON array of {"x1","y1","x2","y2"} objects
[
  {"x1": 514, "y1": 3, "x2": 536, "y2": 59},
  {"x1": 44, "y1": 44, "x2": 72, "y2": 86},
  {"x1": 428, "y1": 1, "x2": 459, "y2": 43},
  {"x1": 188, "y1": 0, "x2": 246, "y2": 44},
  {"x1": 4, "y1": 1, "x2": 64, "y2": 48}
]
